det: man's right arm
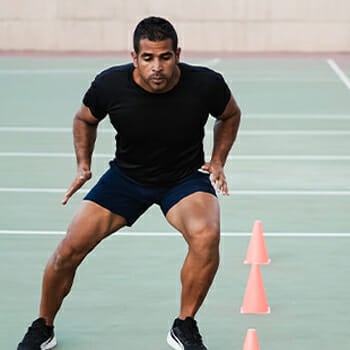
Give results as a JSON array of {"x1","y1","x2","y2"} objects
[{"x1": 61, "y1": 104, "x2": 100, "y2": 205}]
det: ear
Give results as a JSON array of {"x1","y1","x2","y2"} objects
[
  {"x1": 175, "y1": 47, "x2": 181, "y2": 64},
  {"x1": 131, "y1": 51, "x2": 138, "y2": 68}
]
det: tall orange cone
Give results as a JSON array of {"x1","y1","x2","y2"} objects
[
  {"x1": 244, "y1": 220, "x2": 270, "y2": 264},
  {"x1": 243, "y1": 329, "x2": 260, "y2": 350},
  {"x1": 240, "y1": 264, "x2": 270, "y2": 314}
]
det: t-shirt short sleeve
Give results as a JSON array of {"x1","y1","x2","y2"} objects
[
  {"x1": 208, "y1": 73, "x2": 231, "y2": 118},
  {"x1": 82, "y1": 78, "x2": 108, "y2": 120}
]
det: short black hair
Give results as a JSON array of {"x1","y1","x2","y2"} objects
[{"x1": 133, "y1": 16, "x2": 178, "y2": 54}]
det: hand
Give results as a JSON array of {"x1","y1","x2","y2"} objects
[
  {"x1": 61, "y1": 168, "x2": 92, "y2": 205},
  {"x1": 201, "y1": 161, "x2": 229, "y2": 195}
]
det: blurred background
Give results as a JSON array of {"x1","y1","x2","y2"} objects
[{"x1": 1, "y1": 0, "x2": 349, "y2": 53}]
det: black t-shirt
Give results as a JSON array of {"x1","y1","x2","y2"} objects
[{"x1": 83, "y1": 62, "x2": 231, "y2": 186}]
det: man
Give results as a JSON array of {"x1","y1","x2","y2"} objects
[{"x1": 17, "y1": 16, "x2": 241, "y2": 350}]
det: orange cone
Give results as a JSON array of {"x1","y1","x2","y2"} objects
[
  {"x1": 240, "y1": 264, "x2": 270, "y2": 314},
  {"x1": 243, "y1": 329, "x2": 260, "y2": 350},
  {"x1": 244, "y1": 220, "x2": 270, "y2": 264}
]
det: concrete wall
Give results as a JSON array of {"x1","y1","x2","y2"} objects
[{"x1": 0, "y1": 0, "x2": 349, "y2": 52}]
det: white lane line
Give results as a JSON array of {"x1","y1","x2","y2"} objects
[
  {"x1": 327, "y1": 59, "x2": 350, "y2": 90},
  {"x1": 1, "y1": 152, "x2": 350, "y2": 161},
  {"x1": 197, "y1": 58, "x2": 222, "y2": 67},
  {"x1": 0, "y1": 69, "x2": 96, "y2": 75},
  {"x1": 1, "y1": 188, "x2": 349, "y2": 196},
  {"x1": 228, "y1": 190, "x2": 350, "y2": 196},
  {"x1": 245, "y1": 114, "x2": 350, "y2": 120},
  {"x1": 1, "y1": 115, "x2": 350, "y2": 134},
  {"x1": 0, "y1": 152, "x2": 113, "y2": 158},
  {"x1": 229, "y1": 155, "x2": 350, "y2": 160},
  {"x1": 0, "y1": 127, "x2": 110, "y2": 133},
  {"x1": 238, "y1": 130, "x2": 350, "y2": 135},
  {"x1": 0, "y1": 66, "x2": 336, "y2": 83},
  {"x1": 228, "y1": 77, "x2": 338, "y2": 83},
  {"x1": 0, "y1": 188, "x2": 69, "y2": 193},
  {"x1": 1, "y1": 127, "x2": 350, "y2": 136},
  {"x1": 0, "y1": 230, "x2": 349, "y2": 237}
]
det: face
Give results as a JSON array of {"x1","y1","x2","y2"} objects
[{"x1": 132, "y1": 38, "x2": 181, "y2": 93}]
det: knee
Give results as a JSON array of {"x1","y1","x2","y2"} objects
[
  {"x1": 50, "y1": 241, "x2": 83, "y2": 272},
  {"x1": 187, "y1": 222, "x2": 220, "y2": 252}
]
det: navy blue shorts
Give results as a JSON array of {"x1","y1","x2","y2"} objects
[{"x1": 84, "y1": 162, "x2": 216, "y2": 226}]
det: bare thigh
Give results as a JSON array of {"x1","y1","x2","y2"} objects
[
  {"x1": 58, "y1": 200, "x2": 127, "y2": 260},
  {"x1": 165, "y1": 192, "x2": 220, "y2": 243}
]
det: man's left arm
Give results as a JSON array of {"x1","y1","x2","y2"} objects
[{"x1": 201, "y1": 95, "x2": 241, "y2": 195}]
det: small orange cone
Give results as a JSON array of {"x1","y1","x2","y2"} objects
[
  {"x1": 241, "y1": 264, "x2": 270, "y2": 314},
  {"x1": 243, "y1": 329, "x2": 260, "y2": 350},
  {"x1": 244, "y1": 220, "x2": 270, "y2": 264}
]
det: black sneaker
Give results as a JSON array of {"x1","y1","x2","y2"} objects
[
  {"x1": 17, "y1": 318, "x2": 57, "y2": 350},
  {"x1": 167, "y1": 317, "x2": 208, "y2": 350}
]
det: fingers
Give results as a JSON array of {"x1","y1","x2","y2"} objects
[
  {"x1": 61, "y1": 178, "x2": 85, "y2": 205},
  {"x1": 210, "y1": 172, "x2": 229, "y2": 195},
  {"x1": 201, "y1": 162, "x2": 229, "y2": 196},
  {"x1": 61, "y1": 170, "x2": 91, "y2": 205}
]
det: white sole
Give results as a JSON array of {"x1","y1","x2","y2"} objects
[
  {"x1": 41, "y1": 336, "x2": 57, "y2": 349},
  {"x1": 167, "y1": 331, "x2": 184, "y2": 350}
]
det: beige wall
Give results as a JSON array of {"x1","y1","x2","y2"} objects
[{"x1": 0, "y1": 0, "x2": 349, "y2": 52}]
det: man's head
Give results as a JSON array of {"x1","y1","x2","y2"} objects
[
  {"x1": 131, "y1": 17, "x2": 181, "y2": 94},
  {"x1": 133, "y1": 16, "x2": 178, "y2": 54}
]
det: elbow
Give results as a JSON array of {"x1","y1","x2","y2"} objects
[
  {"x1": 74, "y1": 105, "x2": 100, "y2": 127},
  {"x1": 234, "y1": 105, "x2": 241, "y2": 122}
]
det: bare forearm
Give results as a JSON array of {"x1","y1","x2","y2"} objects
[
  {"x1": 211, "y1": 110, "x2": 240, "y2": 166},
  {"x1": 73, "y1": 114, "x2": 97, "y2": 171},
  {"x1": 61, "y1": 106, "x2": 98, "y2": 205}
]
